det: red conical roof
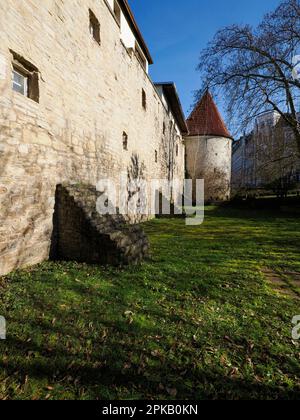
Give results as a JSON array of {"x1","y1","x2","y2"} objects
[{"x1": 186, "y1": 91, "x2": 232, "y2": 138}]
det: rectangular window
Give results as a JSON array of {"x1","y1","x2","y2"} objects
[
  {"x1": 113, "y1": 0, "x2": 121, "y2": 25},
  {"x1": 155, "y1": 150, "x2": 158, "y2": 163},
  {"x1": 89, "y1": 9, "x2": 101, "y2": 44},
  {"x1": 12, "y1": 69, "x2": 28, "y2": 96},
  {"x1": 11, "y1": 52, "x2": 39, "y2": 102}
]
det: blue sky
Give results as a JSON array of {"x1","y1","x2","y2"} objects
[{"x1": 129, "y1": 0, "x2": 282, "y2": 118}]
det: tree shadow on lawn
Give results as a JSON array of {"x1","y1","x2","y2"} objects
[
  {"x1": 2, "y1": 342, "x2": 300, "y2": 400},
  {"x1": 208, "y1": 204, "x2": 300, "y2": 221},
  {"x1": 1, "y1": 264, "x2": 300, "y2": 400},
  {"x1": 1, "y1": 206, "x2": 299, "y2": 399}
]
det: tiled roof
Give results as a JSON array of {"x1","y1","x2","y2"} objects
[{"x1": 186, "y1": 91, "x2": 232, "y2": 138}]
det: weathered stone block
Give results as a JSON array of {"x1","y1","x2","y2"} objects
[{"x1": 50, "y1": 184, "x2": 149, "y2": 266}]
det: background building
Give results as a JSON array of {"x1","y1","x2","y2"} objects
[{"x1": 232, "y1": 111, "x2": 300, "y2": 196}]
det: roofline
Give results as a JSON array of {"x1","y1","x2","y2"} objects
[
  {"x1": 185, "y1": 133, "x2": 234, "y2": 141},
  {"x1": 187, "y1": 90, "x2": 233, "y2": 139},
  {"x1": 155, "y1": 83, "x2": 189, "y2": 134},
  {"x1": 187, "y1": 91, "x2": 207, "y2": 121},
  {"x1": 119, "y1": 0, "x2": 154, "y2": 65},
  {"x1": 155, "y1": 82, "x2": 176, "y2": 85}
]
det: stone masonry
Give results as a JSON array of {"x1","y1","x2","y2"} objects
[
  {"x1": 51, "y1": 184, "x2": 149, "y2": 265},
  {"x1": 0, "y1": 1, "x2": 186, "y2": 275}
]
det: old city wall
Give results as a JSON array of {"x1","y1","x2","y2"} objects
[{"x1": 0, "y1": 0, "x2": 185, "y2": 275}]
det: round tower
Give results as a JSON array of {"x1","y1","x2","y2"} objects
[{"x1": 184, "y1": 91, "x2": 233, "y2": 203}]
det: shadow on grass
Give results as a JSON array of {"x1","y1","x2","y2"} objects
[
  {"x1": 210, "y1": 203, "x2": 300, "y2": 220},
  {"x1": 1, "y1": 205, "x2": 300, "y2": 399},
  {"x1": 1, "y1": 261, "x2": 300, "y2": 400}
]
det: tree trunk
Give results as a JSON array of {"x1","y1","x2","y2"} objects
[{"x1": 294, "y1": 122, "x2": 300, "y2": 159}]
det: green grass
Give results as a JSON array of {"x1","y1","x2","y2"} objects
[{"x1": 0, "y1": 206, "x2": 300, "y2": 400}]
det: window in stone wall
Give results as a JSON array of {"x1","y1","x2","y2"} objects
[
  {"x1": 155, "y1": 150, "x2": 158, "y2": 163},
  {"x1": 176, "y1": 144, "x2": 179, "y2": 157},
  {"x1": 114, "y1": 0, "x2": 121, "y2": 25},
  {"x1": 123, "y1": 132, "x2": 128, "y2": 150},
  {"x1": 89, "y1": 9, "x2": 101, "y2": 45},
  {"x1": 12, "y1": 69, "x2": 28, "y2": 96},
  {"x1": 142, "y1": 89, "x2": 147, "y2": 110},
  {"x1": 11, "y1": 52, "x2": 39, "y2": 103},
  {"x1": 163, "y1": 122, "x2": 166, "y2": 135}
]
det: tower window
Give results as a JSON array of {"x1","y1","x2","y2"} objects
[
  {"x1": 89, "y1": 9, "x2": 101, "y2": 44},
  {"x1": 113, "y1": 0, "x2": 121, "y2": 25},
  {"x1": 123, "y1": 132, "x2": 128, "y2": 150},
  {"x1": 176, "y1": 144, "x2": 179, "y2": 157},
  {"x1": 142, "y1": 89, "x2": 147, "y2": 110},
  {"x1": 11, "y1": 52, "x2": 39, "y2": 103},
  {"x1": 155, "y1": 150, "x2": 158, "y2": 163},
  {"x1": 163, "y1": 122, "x2": 166, "y2": 135}
]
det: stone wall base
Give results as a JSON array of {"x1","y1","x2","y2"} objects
[{"x1": 50, "y1": 184, "x2": 150, "y2": 266}]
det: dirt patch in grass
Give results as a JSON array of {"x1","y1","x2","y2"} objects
[{"x1": 263, "y1": 268, "x2": 300, "y2": 300}]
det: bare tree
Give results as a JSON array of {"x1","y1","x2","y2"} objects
[
  {"x1": 253, "y1": 117, "x2": 299, "y2": 193},
  {"x1": 197, "y1": 0, "x2": 300, "y2": 156}
]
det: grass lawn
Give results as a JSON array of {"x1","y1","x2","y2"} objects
[{"x1": 0, "y1": 205, "x2": 300, "y2": 400}]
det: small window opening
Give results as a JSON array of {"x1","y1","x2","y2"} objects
[
  {"x1": 163, "y1": 122, "x2": 166, "y2": 135},
  {"x1": 113, "y1": 0, "x2": 121, "y2": 25},
  {"x1": 123, "y1": 132, "x2": 128, "y2": 150},
  {"x1": 155, "y1": 150, "x2": 158, "y2": 163},
  {"x1": 142, "y1": 89, "x2": 147, "y2": 110},
  {"x1": 176, "y1": 144, "x2": 179, "y2": 157},
  {"x1": 11, "y1": 51, "x2": 39, "y2": 103},
  {"x1": 89, "y1": 9, "x2": 101, "y2": 44}
]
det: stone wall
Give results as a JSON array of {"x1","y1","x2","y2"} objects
[
  {"x1": 0, "y1": 0, "x2": 185, "y2": 275},
  {"x1": 51, "y1": 184, "x2": 149, "y2": 265},
  {"x1": 185, "y1": 135, "x2": 232, "y2": 202}
]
